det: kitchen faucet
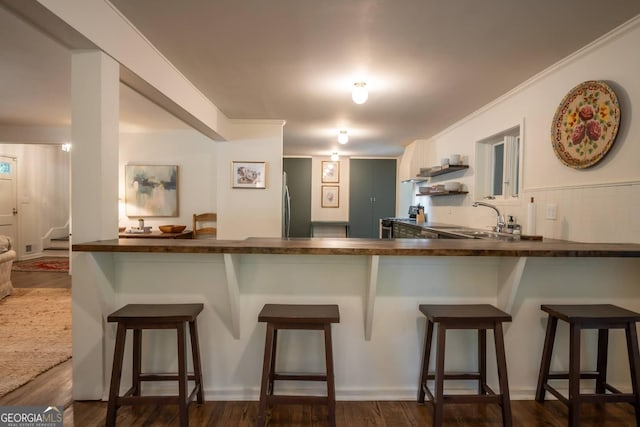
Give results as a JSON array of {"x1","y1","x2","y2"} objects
[{"x1": 472, "y1": 201, "x2": 505, "y2": 232}]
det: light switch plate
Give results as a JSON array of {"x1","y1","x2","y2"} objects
[{"x1": 545, "y1": 203, "x2": 557, "y2": 220}]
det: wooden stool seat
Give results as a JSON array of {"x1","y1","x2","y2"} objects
[
  {"x1": 417, "y1": 304, "x2": 512, "y2": 427},
  {"x1": 106, "y1": 303, "x2": 205, "y2": 427},
  {"x1": 256, "y1": 304, "x2": 339, "y2": 427},
  {"x1": 535, "y1": 304, "x2": 640, "y2": 426}
]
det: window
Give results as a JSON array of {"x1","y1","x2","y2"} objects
[
  {"x1": 0, "y1": 162, "x2": 11, "y2": 175},
  {"x1": 475, "y1": 125, "x2": 521, "y2": 200}
]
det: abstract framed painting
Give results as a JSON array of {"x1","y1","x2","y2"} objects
[{"x1": 125, "y1": 164, "x2": 178, "y2": 217}]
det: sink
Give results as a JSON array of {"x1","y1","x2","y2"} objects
[
  {"x1": 444, "y1": 228, "x2": 520, "y2": 241},
  {"x1": 421, "y1": 226, "x2": 520, "y2": 241}
]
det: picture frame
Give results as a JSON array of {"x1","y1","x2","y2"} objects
[
  {"x1": 232, "y1": 161, "x2": 266, "y2": 189},
  {"x1": 321, "y1": 185, "x2": 340, "y2": 208},
  {"x1": 125, "y1": 164, "x2": 178, "y2": 217},
  {"x1": 322, "y1": 161, "x2": 340, "y2": 183}
]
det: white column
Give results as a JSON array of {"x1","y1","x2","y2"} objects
[{"x1": 71, "y1": 50, "x2": 119, "y2": 399}]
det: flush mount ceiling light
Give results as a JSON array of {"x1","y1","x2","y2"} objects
[
  {"x1": 352, "y1": 81, "x2": 368, "y2": 104},
  {"x1": 338, "y1": 130, "x2": 349, "y2": 144},
  {"x1": 331, "y1": 152, "x2": 339, "y2": 161}
]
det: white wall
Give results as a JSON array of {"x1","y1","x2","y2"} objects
[
  {"x1": 99, "y1": 252, "x2": 640, "y2": 401},
  {"x1": 0, "y1": 143, "x2": 69, "y2": 259},
  {"x1": 216, "y1": 120, "x2": 284, "y2": 240},
  {"x1": 402, "y1": 17, "x2": 640, "y2": 243},
  {"x1": 311, "y1": 157, "x2": 350, "y2": 222},
  {"x1": 119, "y1": 130, "x2": 217, "y2": 230}
]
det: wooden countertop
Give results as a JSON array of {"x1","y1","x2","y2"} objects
[
  {"x1": 72, "y1": 237, "x2": 640, "y2": 257},
  {"x1": 118, "y1": 230, "x2": 193, "y2": 239}
]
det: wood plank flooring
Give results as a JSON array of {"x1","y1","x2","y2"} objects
[
  {"x1": 3, "y1": 270, "x2": 639, "y2": 425},
  {"x1": 11, "y1": 270, "x2": 71, "y2": 289}
]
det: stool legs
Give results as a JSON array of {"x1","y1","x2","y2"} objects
[
  {"x1": 177, "y1": 323, "x2": 189, "y2": 427},
  {"x1": 268, "y1": 329, "x2": 278, "y2": 396},
  {"x1": 536, "y1": 312, "x2": 640, "y2": 427},
  {"x1": 417, "y1": 319, "x2": 434, "y2": 403},
  {"x1": 132, "y1": 329, "x2": 142, "y2": 397},
  {"x1": 596, "y1": 329, "x2": 609, "y2": 394},
  {"x1": 189, "y1": 320, "x2": 205, "y2": 404},
  {"x1": 106, "y1": 323, "x2": 127, "y2": 427},
  {"x1": 479, "y1": 329, "x2": 486, "y2": 395},
  {"x1": 417, "y1": 320, "x2": 511, "y2": 427},
  {"x1": 257, "y1": 323, "x2": 275, "y2": 427},
  {"x1": 568, "y1": 323, "x2": 581, "y2": 426},
  {"x1": 626, "y1": 322, "x2": 640, "y2": 426},
  {"x1": 324, "y1": 324, "x2": 336, "y2": 427},
  {"x1": 433, "y1": 324, "x2": 447, "y2": 427},
  {"x1": 106, "y1": 321, "x2": 204, "y2": 427},
  {"x1": 256, "y1": 323, "x2": 336, "y2": 427},
  {"x1": 535, "y1": 315, "x2": 558, "y2": 402},
  {"x1": 494, "y1": 323, "x2": 512, "y2": 427}
]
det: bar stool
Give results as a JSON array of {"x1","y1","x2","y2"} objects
[
  {"x1": 106, "y1": 304, "x2": 205, "y2": 427},
  {"x1": 535, "y1": 304, "x2": 640, "y2": 426},
  {"x1": 417, "y1": 304, "x2": 512, "y2": 427},
  {"x1": 256, "y1": 304, "x2": 340, "y2": 427}
]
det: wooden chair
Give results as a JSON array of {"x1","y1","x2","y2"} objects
[{"x1": 192, "y1": 213, "x2": 217, "y2": 239}]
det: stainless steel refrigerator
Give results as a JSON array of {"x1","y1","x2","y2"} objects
[{"x1": 282, "y1": 171, "x2": 291, "y2": 238}]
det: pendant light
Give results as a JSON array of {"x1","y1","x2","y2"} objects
[
  {"x1": 352, "y1": 81, "x2": 368, "y2": 104},
  {"x1": 338, "y1": 130, "x2": 349, "y2": 144}
]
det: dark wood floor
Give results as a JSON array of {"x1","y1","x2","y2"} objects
[
  {"x1": 3, "y1": 270, "x2": 638, "y2": 426},
  {"x1": 11, "y1": 269, "x2": 72, "y2": 289}
]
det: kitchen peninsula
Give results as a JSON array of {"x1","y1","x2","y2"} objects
[{"x1": 73, "y1": 236, "x2": 640, "y2": 402}]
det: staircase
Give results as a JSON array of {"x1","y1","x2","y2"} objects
[
  {"x1": 42, "y1": 221, "x2": 71, "y2": 257},
  {"x1": 43, "y1": 236, "x2": 69, "y2": 257}
]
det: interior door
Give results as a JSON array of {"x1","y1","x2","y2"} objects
[
  {"x1": 371, "y1": 159, "x2": 397, "y2": 228},
  {"x1": 349, "y1": 159, "x2": 397, "y2": 238},
  {"x1": 283, "y1": 158, "x2": 312, "y2": 237},
  {"x1": 348, "y1": 159, "x2": 374, "y2": 238},
  {"x1": 0, "y1": 156, "x2": 17, "y2": 246}
]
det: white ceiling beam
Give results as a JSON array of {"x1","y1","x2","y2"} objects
[
  {"x1": 0, "y1": 125, "x2": 70, "y2": 144},
  {"x1": 2, "y1": 0, "x2": 229, "y2": 141}
]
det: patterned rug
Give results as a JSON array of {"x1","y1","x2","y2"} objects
[
  {"x1": 0, "y1": 288, "x2": 72, "y2": 397},
  {"x1": 12, "y1": 257, "x2": 69, "y2": 273}
]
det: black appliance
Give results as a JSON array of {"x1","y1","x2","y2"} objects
[{"x1": 408, "y1": 204, "x2": 423, "y2": 219}]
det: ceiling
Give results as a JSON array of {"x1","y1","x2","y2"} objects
[{"x1": 2, "y1": 1, "x2": 640, "y2": 156}]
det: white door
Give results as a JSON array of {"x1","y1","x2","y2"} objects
[{"x1": 0, "y1": 156, "x2": 17, "y2": 247}]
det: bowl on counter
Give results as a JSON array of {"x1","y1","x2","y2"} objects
[
  {"x1": 158, "y1": 225, "x2": 187, "y2": 233},
  {"x1": 443, "y1": 182, "x2": 462, "y2": 192}
]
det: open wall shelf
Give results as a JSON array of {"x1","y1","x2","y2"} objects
[
  {"x1": 416, "y1": 165, "x2": 468, "y2": 179},
  {"x1": 416, "y1": 190, "x2": 468, "y2": 197}
]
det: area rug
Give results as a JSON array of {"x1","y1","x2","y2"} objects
[
  {"x1": 0, "y1": 288, "x2": 72, "y2": 397},
  {"x1": 12, "y1": 257, "x2": 69, "y2": 273}
]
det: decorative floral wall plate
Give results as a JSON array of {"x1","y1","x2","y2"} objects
[{"x1": 551, "y1": 80, "x2": 620, "y2": 169}]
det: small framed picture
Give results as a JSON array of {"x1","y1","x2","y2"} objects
[
  {"x1": 232, "y1": 161, "x2": 266, "y2": 188},
  {"x1": 322, "y1": 161, "x2": 340, "y2": 183},
  {"x1": 321, "y1": 185, "x2": 339, "y2": 208}
]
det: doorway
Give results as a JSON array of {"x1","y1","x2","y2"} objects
[{"x1": 0, "y1": 156, "x2": 17, "y2": 248}]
